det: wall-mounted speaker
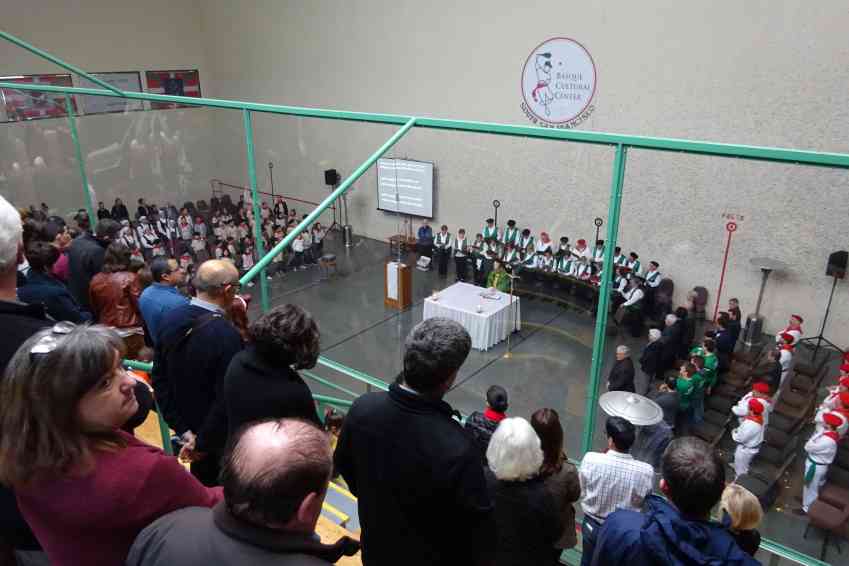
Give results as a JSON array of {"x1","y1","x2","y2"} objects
[{"x1": 324, "y1": 169, "x2": 339, "y2": 186}]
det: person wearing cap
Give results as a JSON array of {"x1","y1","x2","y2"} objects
[
  {"x1": 555, "y1": 236, "x2": 570, "y2": 259},
  {"x1": 732, "y1": 382, "x2": 773, "y2": 426},
  {"x1": 500, "y1": 219, "x2": 518, "y2": 247},
  {"x1": 591, "y1": 239, "x2": 605, "y2": 266},
  {"x1": 518, "y1": 228, "x2": 535, "y2": 261},
  {"x1": 464, "y1": 384, "x2": 509, "y2": 464},
  {"x1": 626, "y1": 252, "x2": 642, "y2": 277},
  {"x1": 453, "y1": 228, "x2": 470, "y2": 282},
  {"x1": 800, "y1": 412, "x2": 842, "y2": 514},
  {"x1": 571, "y1": 239, "x2": 591, "y2": 262},
  {"x1": 777, "y1": 332, "x2": 795, "y2": 389},
  {"x1": 814, "y1": 392, "x2": 849, "y2": 436},
  {"x1": 731, "y1": 399, "x2": 765, "y2": 478},
  {"x1": 775, "y1": 314, "x2": 803, "y2": 346},
  {"x1": 612, "y1": 246, "x2": 627, "y2": 267},
  {"x1": 820, "y1": 371, "x2": 849, "y2": 412},
  {"x1": 433, "y1": 224, "x2": 452, "y2": 277},
  {"x1": 482, "y1": 218, "x2": 498, "y2": 241}
]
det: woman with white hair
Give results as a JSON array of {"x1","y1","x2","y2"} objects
[
  {"x1": 639, "y1": 328, "x2": 665, "y2": 390},
  {"x1": 485, "y1": 417, "x2": 562, "y2": 566},
  {"x1": 607, "y1": 345, "x2": 635, "y2": 393}
]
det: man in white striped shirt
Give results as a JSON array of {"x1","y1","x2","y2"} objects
[{"x1": 578, "y1": 416, "x2": 654, "y2": 566}]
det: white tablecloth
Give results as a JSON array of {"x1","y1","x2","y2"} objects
[{"x1": 422, "y1": 282, "x2": 521, "y2": 351}]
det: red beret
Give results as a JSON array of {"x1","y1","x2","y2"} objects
[
  {"x1": 840, "y1": 376, "x2": 849, "y2": 388},
  {"x1": 780, "y1": 333, "x2": 794, "y2": 343},
  {"x1": 840, "y1": 363, "x2": 849, "y2": 373},
  {"x1": 577, "y1": 239, "x2": 586, "y2": 246},
  {"x1": 791, "y1": 314, "x2": 804, "y2": 323},
  {"x1": 823, "y1": 412, "x2": 843, "y2": 428},
  {"x1": 748, "y1": 399, "x2": 765, "y2": 414},
  {"x1": 752, "y1": 382, "x2": 771, "y2": 394},
  {"x1": 840, "y1": 392, "x2": 849, "y2": 407}
]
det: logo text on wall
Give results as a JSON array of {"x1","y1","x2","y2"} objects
[{"x1": 520, "y1": 37, "x2": 596, "y2": 129}]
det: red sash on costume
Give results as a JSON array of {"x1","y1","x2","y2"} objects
[
  {"x1": 825, "y1": 431, "x2": 839, "y2": 442},
  {"x1": 745, "y1": 415, "x2": 764, "y2": 426}
]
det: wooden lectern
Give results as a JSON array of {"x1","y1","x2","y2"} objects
[{"x1": 384, "y1": 261, "x2": 412, "y2": 309}]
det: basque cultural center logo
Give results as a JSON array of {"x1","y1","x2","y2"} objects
[{"x1": 520, "y1": 37, "x2": 597, "y2": 128}]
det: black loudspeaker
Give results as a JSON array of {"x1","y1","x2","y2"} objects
[
  {"x1": 324, "y1": 169, "x2": 339, "y2": 186},
  {"x1": 826, "y1": 250, "x2": 848, "y2": 279}
]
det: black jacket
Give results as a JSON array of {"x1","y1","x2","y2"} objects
[
  {"x1": 111, "y1": 203, "x2": 129, "y2": 221},
  {"x1": 66, "y1": 233, "x2": 106, "y2": 310},
  {"x1": 464, "y1": 410, "x2": 501, "y2": 463},
  {"x1": 486, "y1": 471, "x2": 562, "y2": 566},
  {"x1": 334, "y1": 383, "x2": 495, "y2": 566},
  {"x1": 640, "y1": 340, "x2": 664, "y2": 381},
  {"x1": 127, "y1": 502, "x2": 360, "y2": 566},
  {"x1": 199, "y1": 347, "x2": 321, "y2": 452},
  {"x1": 153, "y1": 304, "x2": 242, "y2": 441},
  {"x1": 608, "y1": 358, "x2": 636, "y2": 392},
  {"x1": 17, "y1": 271, "x2": 92, "y2": 324},
  {"x1": 0, "y1": 300, "x2": 51, "y2": 551}
]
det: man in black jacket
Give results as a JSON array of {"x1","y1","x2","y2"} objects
[
  {"x1": 0, "y1": 195, "x2": 51, "y2": 564},
  {"x1": 639, "y1": 328, "x2": 664, "y2": 392},
  {"x1": 608, "y1": 345, "x2": 636, "y2": 393},
  {"x1": 335, "y1": 318, "x2": 495, "y2": 566},
  {"x1": 154, "y1": 259, "x2": 243, "y2": 486},
  {"x1": 66, "y1": 217, "x2": 120, "y2": 310}
]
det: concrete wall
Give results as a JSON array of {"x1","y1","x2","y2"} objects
[{"x1": 201, "y1": 0, "x2": 849, "y2": 339}]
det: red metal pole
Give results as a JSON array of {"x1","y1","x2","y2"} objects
[{"x1": 713, "y1": 226, "x2": 735, "y2": 321}]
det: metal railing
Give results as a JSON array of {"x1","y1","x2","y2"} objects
[{"x1": 4, "y1": 30, "x2": 848, "y2": 566}]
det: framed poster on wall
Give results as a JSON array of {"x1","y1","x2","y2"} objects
[
  {"x1": 77, "y1": 71, "x2": 143, "y2": 115},
  {"x1": 145, "y1": 69, "x2": 201, "y2": 110},
  {"x1": 0, "y1": 74, "x2": 75, "y2": 122}
]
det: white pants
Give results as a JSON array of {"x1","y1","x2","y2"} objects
[
  {"x1": 734, "y1": 445, "x2": 759, "y2": 477},
  {"x1": 803, "y1": 461, "x2": 830, "y2": 512}
]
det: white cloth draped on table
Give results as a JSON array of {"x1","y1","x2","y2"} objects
[{"x1": 422, "y1": 282, "x2": 521, "y2": 350}]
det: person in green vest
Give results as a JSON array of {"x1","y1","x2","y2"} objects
[
  {"x1": 690, "y1": 337, "x2": 718, "y2": 395},
  {"x1": 483, "y1": 218, "x2": 499, "y2": 241},
  {"x1": 689, "y1": 355, "x2": 707, "y2": 425},
  {"x1": 676, "y1": 362, "x2": 697, "y2": 433},
  {"x1": 501, "y1": 219, "x2": 519, "y2": 247},
  {"x1": 486, "y1": 260, "x2": 511, "y2": 293}
]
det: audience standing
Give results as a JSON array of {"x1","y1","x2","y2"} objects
[
  {"x1": 153, "y1": 259, "x2": 244, "y2": 486},
  {"x1": 127, "y1": 419, "x2": 360, "y2": 566},
  {"x1": 67, "y1": 217, "x2": 120, "y2": 310},
  {"x1": 0, "y1": 324, "x2": 221, "y2": 566},
  {"x1": 720, "y1": 484, "x2": 763, "y2": 557},
  {"x1": 608, "y1": 345, "x2": 636, "y2": 393},
  {"x1": 18, "y1": 240, "x2": 92, "y2": 323},
  {"x1": 335, "y1": 318, "x2": 494, "y2": 566},
  {"x1": 639, "y1": 328, "x2": 664, "y2": 391},
  {"x1": 138, "y1": 257, "x2": 188, "y2": 344},
  {"x1": 88, "y1": 242, "x2": 145, "y2": 358},
  {"x1": 485, "y1": 417, "x2": 562, "y2": 566},
  {"x1": 532, "y1": 408, "x2": 581, "y2": 558},
  {"x1": 590, "y1": 437, "x2": 758, "y2": 565},
  {"x1": 578, "y1": 416, "x2": 653, "y2": 566},
  {"x1": 465, "y1": 384, "x2": 509, "y2": 463}
]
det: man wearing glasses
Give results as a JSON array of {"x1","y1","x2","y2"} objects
[
  {"x1": 139, "y1": 257, "x2": 189, "y2": 345},
  {"x1": 152, "y1": 259, "x2": 244, "y2": 486}
]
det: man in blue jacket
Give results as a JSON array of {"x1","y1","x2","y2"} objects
[{"x1": 590, "y1": 437, "x2": 759, "y2": 566}]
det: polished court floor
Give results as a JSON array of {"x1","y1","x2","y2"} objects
[{"x1": 247, "y1": 230, "x2": 838, "y2": 563}]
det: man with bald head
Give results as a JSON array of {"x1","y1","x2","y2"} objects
[
  {"x1": 128, "y1": 418, "x2": 360, "y2": 565},
  {"x1": 153, "y1": 259, "x2": 244, "y2": 485}
]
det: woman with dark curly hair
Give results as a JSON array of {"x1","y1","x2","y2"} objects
[{"x1": 205, "y1": 304, "x2": 322, "y2": 448}]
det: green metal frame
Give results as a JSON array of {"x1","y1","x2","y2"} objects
[
  {"x1": 242, "y1": 109, "x2": 270, "y2": 311},
  {"x1": 64, "y1": 93, "x2": 95, "y2": 221},
  {"x1": 5, "y1": 31, "x2": 848, "y2": 565}
]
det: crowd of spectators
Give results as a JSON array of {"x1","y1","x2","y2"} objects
[{"x1": 0, "y1": 191, "x2": 770, "y2": 566}]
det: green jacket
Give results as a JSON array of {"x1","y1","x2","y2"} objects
[{"x1": 676, "y1": 376, "x2": 695, "y2": 410}]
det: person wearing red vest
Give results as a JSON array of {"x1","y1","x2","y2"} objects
[
  {"x1": 801, "y1": 412, "x2": 842, "y2": 514},
  {"x1": 732, "y1": 399, "x2": 765, "y2": 478}
]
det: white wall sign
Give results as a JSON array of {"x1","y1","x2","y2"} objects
[{"x1": 520, "y1": 37, "x2": 597, "y2": 129}]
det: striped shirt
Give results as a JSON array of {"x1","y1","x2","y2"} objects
[{"x1": 579, "y1": 449, "x2": 654, "y2": 522}]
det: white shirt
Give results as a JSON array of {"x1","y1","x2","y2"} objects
[
  {"x1": 535, "y1": 239, "x2": 553, "y2": 255},
  {"x1": 805, "y1": 430, "x2": 838, "y2": 465},
  {"x1": 731, "y1": 393, "x2": 773, "y2": 426},
  {"x1": 292, "y1": 238, "x2": 305, "y2": 253},
  {"x1": 622, "y1": 287, "x2": 644, "y2": 307},
  {"x1": 775, "y1": 327, "x2": 802, "y2": 345},
  {"x1": 645, "y1": 269, "x2": 662, "y2": 288},
  {"x1": 732, "y1": 418, "x2": 764, "y2": 449},
  {"x1": 579, "y1": 450, "x2": 654, "y2": 521}
]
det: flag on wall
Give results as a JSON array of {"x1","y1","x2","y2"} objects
[
  {"x1": 0, "y1": 74, "x2": 75, "y2": 122},
  {"x1": 145, "y1": 70, "x2": 201, "y2": 110}
]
